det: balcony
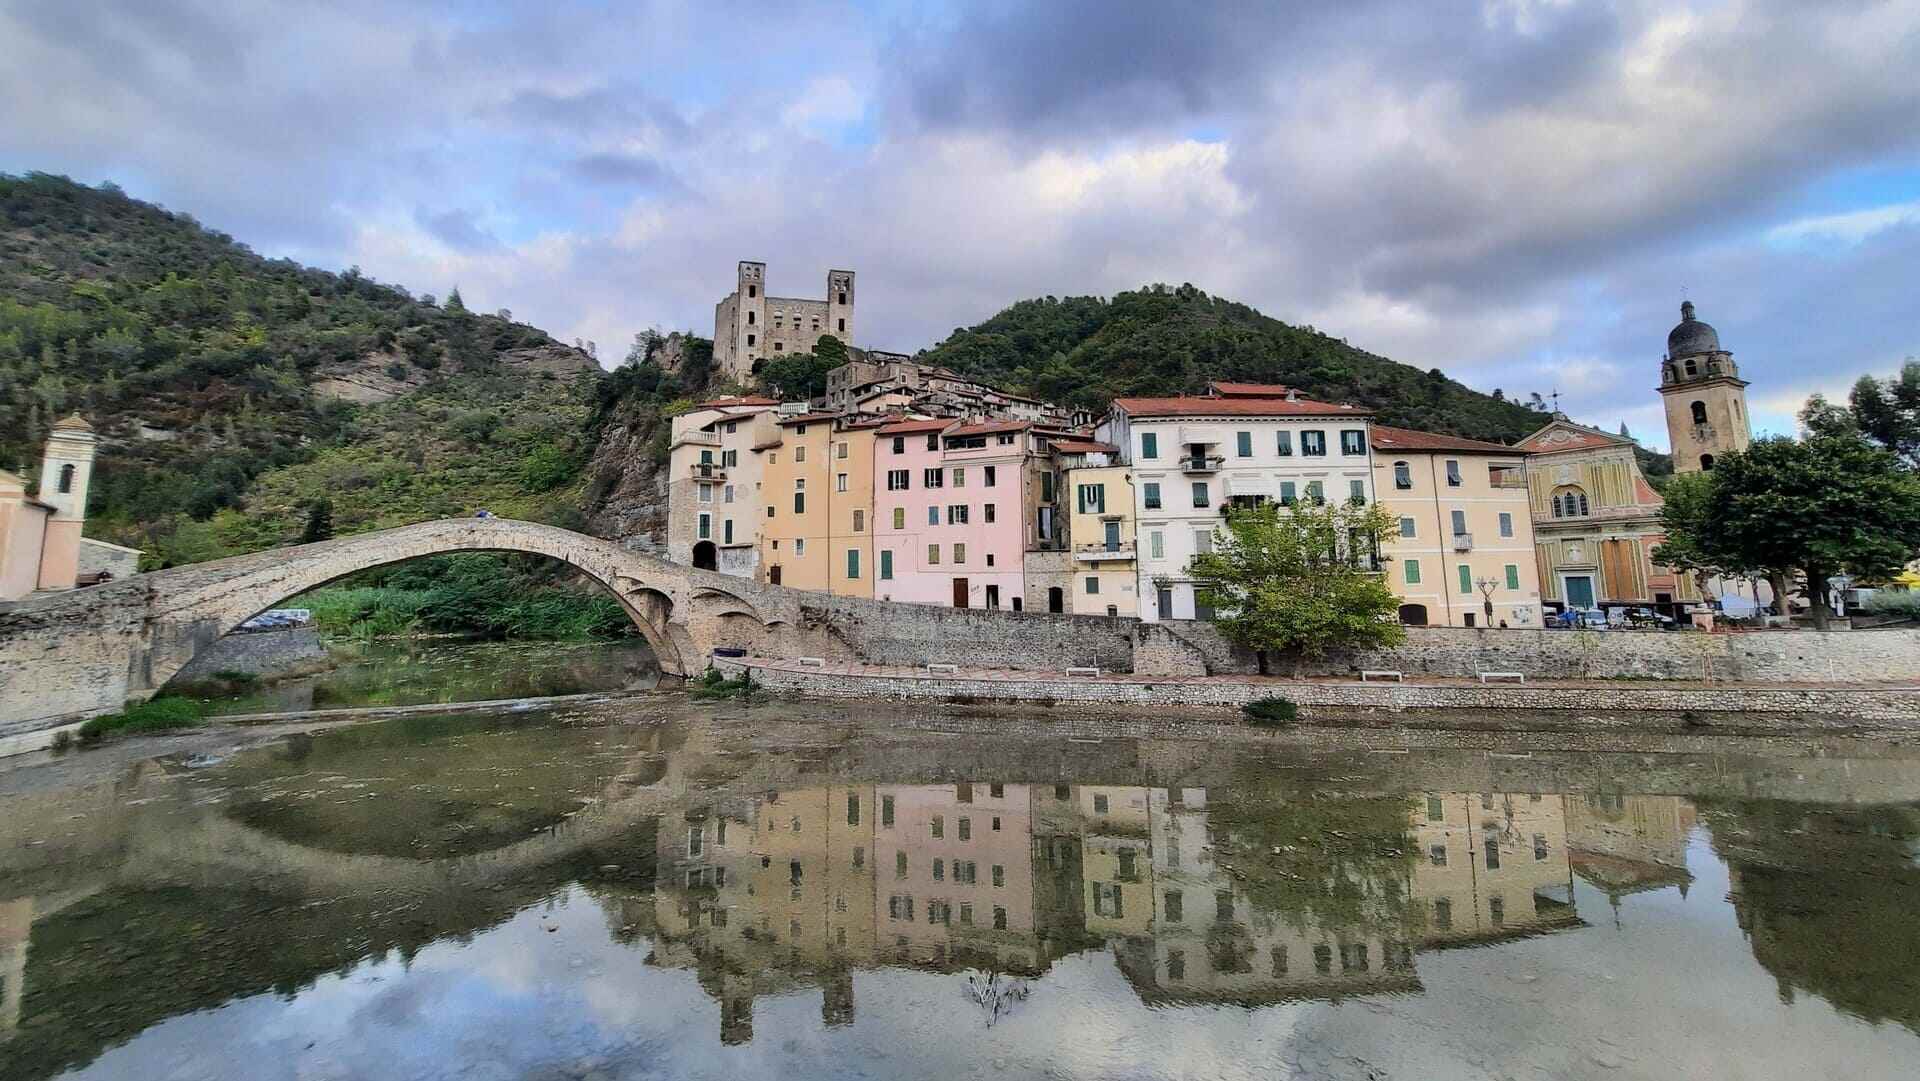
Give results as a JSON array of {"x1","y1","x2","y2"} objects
[
  {"x1": 1181, "y1": 455, "x2": 1225, "y2": 474},
  {"x1": 1075, "y1": 541, "x2": 1136, "y2": 562},
  {"x1": 690, "y1": 462, "x2": 728, "y2": 480},
  {"x1": 1451, "y1": 533, "x2": 1474, "y2": 552}
]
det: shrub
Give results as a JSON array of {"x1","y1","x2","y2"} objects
[
  {"x1": 77, "y1": 697, "x2": 209, "y2": 744},
  {"x1": 1864, "y1": 592, "x2": 1920, "y2": 619},
  {"x1": 691, "y1": 665, "x2": 755, "y2": 701},
  {"x1": 1242, "y1": 696, "x2": 1300, "y2": 726}
]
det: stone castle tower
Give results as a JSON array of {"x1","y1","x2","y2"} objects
[
  {"x1": 712, "y1": 262, "x2": 856, "y2": 383},
  {"x1": 1658, "y1": 301, "x2": 1751, "y2": 474}
]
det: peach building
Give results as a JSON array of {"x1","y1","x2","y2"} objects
[
  {"x1": 0, "y1": 415, "x2": 103, "y2": 601},
  {"x1": 872, "y1": 783, "x2": 1038, "y2": 968},
  {"x1": 1370, "y1": 426, "x2": 1543, "y2": 628},
  {"x1": 872, "y1": 416, "x2": 957, "y2": 603},
  {"x1": 1411, "y1": 791, "x2": 1577, "y2": 944},
  {"x1": 758, "y1": 413, "x2": 880, "y2": 594}
]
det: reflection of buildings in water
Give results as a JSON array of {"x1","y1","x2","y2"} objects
[
  {"x1": 1567, "y1": 794, "x2": 1696, "y2": 902},
  {"x1": 1, "y1": 899, "x2": 27, "y2": 1040},
  {"x1": 1413, "y1": 793, "x2": 1579, "y2": 945},
  {"x1": 873, "y1": 783, "x2": 1041, "y2": 972},
  {"x1": 1078, "y1": 786, "x2": 1154, "y2": 938}
]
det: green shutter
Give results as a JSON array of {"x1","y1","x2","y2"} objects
[
  {"x1": 1505, "y1": 564, "x2": 1520, "y2": 590},
  {"x1": 1458, "y1": 564, "x2": 1472, "y2": 594},
  {"x1": 1404, "y1": 559, "x2": 1420, "y2": 585},
  {"x1": 880, "y1": 550, "x2": 893, "y2": 580}
]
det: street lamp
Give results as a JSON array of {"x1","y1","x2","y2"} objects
[{"x1": 1475, "y1": 576, "x2": 1499, "y2": 626}]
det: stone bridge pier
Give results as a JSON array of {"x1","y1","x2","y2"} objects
[{"x1": 0, "y1": 518, "x2": 839, "y2": 734}]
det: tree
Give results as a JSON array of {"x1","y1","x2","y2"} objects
[
  {"x1": 1190, "y1": 501, "x2": 1406, "y2": 674},
  {"x1": 298, "y1": 497, "x2": 333, "y2": 544},
  {"x1": 1663, "y1": 435, "x2": 1920, "y2": 629},
  {"x1": 445, "y1": 286, "x2": 465, "y2": 312},
  {"x1": 1803, "y1": 361, "x2": 1920, "y2": 470},
  {"x1": 811, "y1": 333, "x2": 849, "y2": 368},
  {"x1": 1653, "y1": 472, "x2": 1780, "y2": 612},
  {"x1": 755, "y1": 351, "x2": 838, "y2": 401}
]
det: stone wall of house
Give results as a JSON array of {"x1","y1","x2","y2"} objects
[
  {"x1": 171, "y1": 625, "x2": 331, "y2": 684},
  {"x1": 717, "y1": 658, "x2": 1920, "y2": 725},
  {"x1": 76, "y1": 539, "x2": 140, "y2": 581},
  {"x1": 784, "y1": 596, "x2": 1137, "y2": 673}
]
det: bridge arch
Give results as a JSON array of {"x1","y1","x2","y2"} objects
[{"x1": 146, "y1": 519, "x2": 735, "y2": 695}]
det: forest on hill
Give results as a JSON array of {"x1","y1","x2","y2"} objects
[{"x1": 916, "y1": 285, "x2": 1549, "y2": 443}]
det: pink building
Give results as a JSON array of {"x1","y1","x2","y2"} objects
[
  {"x1": 873, "y1": 417, "x2": 1044, "y2": 610},
  {"x1": 873, "y1": 783, "x2": 1037, "y2": 966}
]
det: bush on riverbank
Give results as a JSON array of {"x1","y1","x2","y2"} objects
[
  {"x1": 691, "y1": 667, "x2": 755, "y2": 702},
  {"x1": 1243, "y1": 696, "x2": 1300, "y2": 726},
  {"x1": 77, "y1": 697, "x2": 209, "y2": 744},
  {"x1": 298, "y1": 553, "x2": 637, "y2": 641}
]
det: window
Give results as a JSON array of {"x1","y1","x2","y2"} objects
[
  {"x1": 1490, "y1": 895, "x2": 1506, "y2": 928},
  {"x1": 853, "y1": 509, "x2": 865, "y2": 533},
  {"x1": 956, "y1": 861, "x2": 977, "y2": 884},
  {"x1": 1279, "y1": 480, "x2": 1296, "y2": 505},
  {"x1": 984, "y1": 465, "x2": 997, "y2": 487},
  {"x1": 1505, "y1": 563, "x2": 1520, "y2": 590},
  {"x1": 836, "y1": 441, "x2": 849, "y2": 460},
  {"x1": 793, "y1": 491, "x2": 805, "y2": 514},
  {"x1": 1191, "y1": 481, "x2": 1209, "y2": 508},
  {"x1": 1700, "y1": 453, "x2": 1716, "y2": 470},
  {"x1": 994, "y1": 906, "x2": 1007, "y2": 930},
  {"x1": 772, "y1": 342, "x2": 782, "y2": 352},
  {"x1": 837, "y1": 317, "x2": 845, "y2": 332},
  {"x1": 1085, "y1": 576, "x2": 1099, "y2": 594},
  {"x1": 992, "y1": 865, "x2": 1005, "y2": 887},
  {"x1": 1077, "y1": 483, "x2": 1106, "y2": 514},
  {"x1": 928, "y1": 506, "x2": 939, "y2": 526},
  {"x1": 1305, "y1": 480, "x2": 1324, "y2": 505},
  {"x1": 1404, "y1": 559, "x2": 1421, "y2": 585},
  {"x1": 987, "y1": 553, "x2": 996, "y2": 566},
  {"x1": 926, "y1": 434, "x2": 939, "y2": 451},
  {"x1": 747, "y1": 310, "x2": 756, "y2": 324},
  {"x1": 697, "y1": 513, "x2": 711, "y2": 540},
  {"x1": 1499, "y1": 511, "x2": 1514, "y2": 537},
  {"x1": 846, "y1": 549, "x2": 861, "y2": 579},
  {"x1": 1433, "y1": 898, "x2": 1453, "y2": 931},
  {"x1": 747, "y1": 284, "x2": 757, "y2": 298},
  {"x1": 723, "y1": 519, "x2": 734, "y2": 543},
  {"x1": 1350, "y1": 479, "x2": 1367, "y2": 504},
  {"x1": 1691, "y1": 400, "x2": 1708, "y2": 424},
  {"x1": 953, "y1": 543, "x2": 966, "y2": 563},
  {"x1": 880, "y1": 549, "x2": 893, "y2": 579},
  {"x1": 1550, "y1": 485, "x2": 1590, "y2": 518},
  {"x1": 1458, "y1": 564, "x2": 1472, "y2": 594},
  {"x1": 795, "y1": 539, "x2": 806, "y2": 555},
  {"x1": 947, "y1": 504, "x2": 969, "y2": 525},
  {"x1": 1165, "y1": 890, "x2": 1184, "y2": 921},
  {"x1": 931, "y1": 814, "x2": 944, "y2": 839},
  {"x1": 896, "y1": 851, "x2": 908, "y2": 878},
  {"x1": 892, "y1": 436, "x2": 905, "y2": 454},
  {"x1": 1093, "y1": 793, "x2": 1109, "y2": 813},
  {"x1": 997, "y1": 433, "x2": 1016, "y2": 445},
  {"x1": 1193, "y1": 530, "x2": 1213, "y2": 555},
  {"x1": 1399, "y1": 517, "x2": 1416, "y2": 538},
  {"x1": 1149, "y1": 531, "x2": 1164, "y2": 559},
  {"x1": 1275, "y1": 430, "x2": 1295, "y2": 457},
  {"x1": 1485, "y1": 831, "x2": 1501, "y2": 869},
  {"x1": 959, "y1": 903, "x2": 973, "y2": 925},
  {"x1": 723, "y1": 484, "x2": 735, "y2": 503},
  {"x1": 882, "y1": 795, "x2": 895, "y2": 826},
  {"x1": 1301, "y1": 431, "x2": 1326, "y2": 456},
  {"x1": 1341, "y1": 429, "x2": 1366, "y2": 456},
  {"x1": 1427, "y1": 796, "x2": 1444, "y2": 820},
  {"x1": 959, "y1": 816, "x2": 971, "y2": 840},
  {"x1": 1393, "y1": 461, "x2": 1412, "y2": 489},
  {"x1": 698, "y1": 483, "x2": 713, "y2": 504},
  {"x1": 923, "y1": 468, "x2": 944, "y2": 488},
  {"x1": 794, "y1": 445, "x2": 806, "y2": 463},
  {"x1": 927, "y1": 544, "x2": 940, "y2": 565},
  {"x1": 1446, "y1": 459, "x2": 1462, "y2": 487},
  {"x1": 1141, "y1": 432, "x2": 1159, "y2": 459},
  {"x1": 892, "y1": 507, "x2": 905, "y2": 529},
  {"x1": 1236, "y1": 431, "x2": 1253, "y2": 457},
  {"x1": 933, "y1": 858, "x2": 944, "y2": 881},
  {"x1": 952, "y1": 467, "x2": 966, "y2": 487},
  {"x1": 1451, "y1": 509, "x2": 1467, "y2": 536},
  {"x1": 836, "y1": 472, "x2": 848, "y2": 493}
]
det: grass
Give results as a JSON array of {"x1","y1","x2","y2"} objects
[
  {"x1": 690, "y1": 666, "x2": 755, "y2": 702},
  {"x1": 77, "y1": 697, "x2": 210, "y2": 745},
  {"x1": 1242, "y1": 696, "x2": 1300, "y2": 726}
]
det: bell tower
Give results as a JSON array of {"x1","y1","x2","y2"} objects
[{"x1": 1658, "y1": 300, "x2": 1751, "y2": 474}]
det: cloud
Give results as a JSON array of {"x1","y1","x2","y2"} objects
[{"x1": 1767, "y1": 199, "x2": 1920, "y2": 249}]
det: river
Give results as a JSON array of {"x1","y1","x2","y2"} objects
[{"x1": 3, "y1": 684, "x2": 1920, "y2": 1080}]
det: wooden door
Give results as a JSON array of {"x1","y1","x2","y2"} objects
[{"x1": 952, "y1": 578, "x2": 970, "y2": 608}]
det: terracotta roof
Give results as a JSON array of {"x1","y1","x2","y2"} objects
[
  {"x1": 692, "y1": 395, "x2": 778, "y2": 410},
  {"x1": 1369, "y1": 425, "x2": 1523, "y2": 455},
  {"x1": 876, "y1": 417, "x2": 959, "y2": 435},
  {"x1": 1208, "y1": 381, "x2": 1300, "y2": 398},
  {"x1": 776, "y1": 411, "x2": 841, "y2": 426},
  {"x1": 1111, "y1": 396, "x2": 1369, "y2": 418},
  {"x1": 1049, "y1": 439, "x2": 1119, "y2": 454},
  {"x1": 947, "y1": 420, "x2": 1030, "y2": 437}
]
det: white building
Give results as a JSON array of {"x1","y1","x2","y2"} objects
[
  {"x1": 665, "y1": 395, "x2": 785, "y2": 576},
  {"x1": 1098, "y1": 392, "x2": 1377, "y2": 622}
]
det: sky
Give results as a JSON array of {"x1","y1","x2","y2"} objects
[{"x1": 3, "y1": 0, "x2": 1917, "y2": 450}]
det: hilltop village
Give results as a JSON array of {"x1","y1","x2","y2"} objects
[{"x1": 673, "y1": 263, "x2": 1761, "y2": 627}]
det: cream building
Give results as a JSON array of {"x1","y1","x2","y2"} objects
[
  {"x1": 712, "y1": 262, "x2": 854, "y2": 382},
  {"x1": 1024, "y1": 437, "x2": 1138, "y2": 616},
  {"x1": 1412, "y1": 791, "x2": 1578, "y2": 945},
  {"x1": 665, "y1": 395, "x2": 782, "y2": 576},
  {"x1": 1, "y1": 415, "x2": 124, "y2": 601},
  {"x1": 1371, "y1": 426, "x2": 1543, "y2": 628}
]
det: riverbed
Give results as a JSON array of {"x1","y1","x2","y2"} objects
[{"x1": 4, "y1": 695, "x2": 1920, "y2": 1081}]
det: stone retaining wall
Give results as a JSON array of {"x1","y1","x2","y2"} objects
[
  {"x1": 717, "y1": 658, "x2": 1920, "y2": 726},
  {"x1": 172, "y1": 625, "x2": 331, "y2": 684}
]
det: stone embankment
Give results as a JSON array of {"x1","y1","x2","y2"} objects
[
  {"x1": 171, "y1": 624, "x2": 332, "y2": 685},
  {"x1": 716, "y1": 656, "x2": 1920, "y2": 728}
]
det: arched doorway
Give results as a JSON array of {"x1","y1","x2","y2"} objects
[
  {"x1": 692, "y1": 541, "x2": 718, "y2": 571},
  {"x1": 1398, "y1": 603, "x2": 1429, "y2": 626}
]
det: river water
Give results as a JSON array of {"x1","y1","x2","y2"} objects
[{"x1": 4, "y1": 695, "x2": 1920, "y2": 1081}]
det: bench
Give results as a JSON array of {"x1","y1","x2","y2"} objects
[
  {"x1": 1065, "y1": 666, "x2": 1101, "y2": 677},
  {"x1": 1478, "y1": 671, "x2": 1526, "y2": 684},
  {"x1": 1359, "y1": 669, "x2": 1404, "y2": 683},
  {"x1": 797, "y1": 657, "x2": 826, "y2": 668},
  {"x1": 924, "y1": 663, "x2": 959, "y2": 674}
]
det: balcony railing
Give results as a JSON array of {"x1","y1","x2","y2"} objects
[
  {"x1": 690, "y1": 462, "x2": 728, "y2": 480},
  {"x1": 1182, "y1": 455, "x2": 1225, "y2": 474},
  {"x1": 1451, "y1": 532, "x2": 1473, "y2": 552},
  {"x1": 1075, "y1": 541, "x2": 1136, "y2": 562}
]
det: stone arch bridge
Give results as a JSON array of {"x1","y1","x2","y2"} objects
[{"x1": 0, "y1": 517, "x2": 858, "y2": 731}]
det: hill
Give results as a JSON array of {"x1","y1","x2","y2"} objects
[
  {"x1": 0, "y1": 172, "x2": 603, "y2": 567},
  {"x1": 915, "y1": 284, "x2": 1547, "y2": 442}
]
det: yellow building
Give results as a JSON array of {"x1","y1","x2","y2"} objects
[
  {"x1": 1516, "y1": 415, "x2": 1701, "y2": 614},
  {"x1": 1371, "y1": 426, "x2": 1543, "y2": 628},
  {"x1": 757, "y1": 413, "x2": 878, "y2": 595},
  {"x1": 1411, "y1": 792, "x2": 1578, "y2": 945},
  {"x1": 1025, "y1": 438, "x2": 1138, "y2": 616}
]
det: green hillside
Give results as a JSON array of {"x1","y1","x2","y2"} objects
[
  {"x1": 0, "y1": 172, "x2": 602, "y2": 568},
  {"x1": 916, "y1": 284, "x2": 1547, "y2": 442}
]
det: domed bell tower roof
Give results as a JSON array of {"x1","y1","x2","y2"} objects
[{"x1": 1666, "y1": 301, "x2": 1721, "y2": 359}]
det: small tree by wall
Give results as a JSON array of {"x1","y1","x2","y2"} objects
[{"x1": 1191, "y1": 501, "x2": 1406, "y2": 675}]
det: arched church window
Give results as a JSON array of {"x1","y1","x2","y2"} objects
[
  {"x1": 1550, "y1": 485, "x2": 1589, "y2": 519},
  {"x1": 57, "y1": 463, "x2": 75, "y2": 494},
  {"x1": 1700, "y1": 454, "x2": 1715, "y2": 471},
  {"x1": 1684, "y1": 358, "x2": 1697, "y2": 377},
  {"x1": 1690, "y1": 401, "x2": 1708, "y2": 425}
]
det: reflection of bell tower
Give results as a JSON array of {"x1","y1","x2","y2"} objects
[{"x1": 1658, "y1": 301, "x2": 1751, "y2": 474}]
